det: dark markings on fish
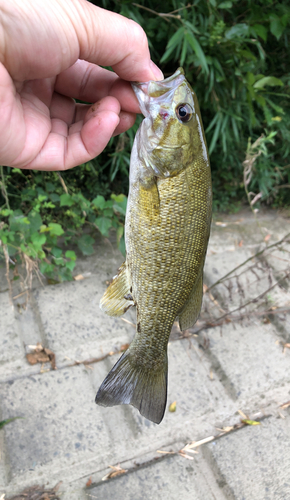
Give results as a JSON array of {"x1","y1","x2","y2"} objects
[
  {"x1": 137, "y1": 322, "x2": 141, "y2": 333},
  {"x1": 124, "y1": 293, "x2": 133, "y2": 301},
  {"x1": 130, "y1": 286, "x2": 133, "y2": 293},
  {"x1": 123, "y1": 305, "x2": 132, "y2": 314}
]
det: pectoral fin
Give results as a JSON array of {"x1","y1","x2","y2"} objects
[
  {"x1": 139, "y1": 177, "x2": 160, "y2": 218},
  {"x1": 100, "y1": 262, "x2": 134, "y2": 317},
  {"x1": 179, "y1": 274, "x2": 203, "y2": 330}
]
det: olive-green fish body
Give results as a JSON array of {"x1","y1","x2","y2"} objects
[{"x1": 95, "y1": 68, "x2": 212, "y2": 424}]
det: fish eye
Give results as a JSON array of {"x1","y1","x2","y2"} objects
[{"x1": 175, "y1": 103, "x2": 193, "y2": 123}]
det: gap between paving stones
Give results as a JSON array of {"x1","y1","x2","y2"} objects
[{"x1": 84, "y1": 412, "x2": 273, "y2": 495}]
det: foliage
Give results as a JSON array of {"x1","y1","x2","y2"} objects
[
  {"x1": 1, "y1": 0, "x2": 290, "y2": 282},
  {"x1": 0, "y1": 167, "x2": 127, "y2": 282},
  {"x1": 110, "y1": 0, "x2": 290, "y2": 210}
]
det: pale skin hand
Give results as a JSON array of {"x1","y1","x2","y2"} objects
[{"x1": 0, "y1": 0, "x2": 163, "y2": 171}]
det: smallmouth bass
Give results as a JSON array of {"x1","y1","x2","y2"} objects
[{"x1": 95, "y1": 68, "x2": 212, "y2": 424}]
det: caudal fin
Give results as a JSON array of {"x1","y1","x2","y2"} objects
[{"x1": 95, "y1": 348, "x2": 168, "y2": 424}]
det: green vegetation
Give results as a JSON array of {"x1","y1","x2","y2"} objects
[{"x1": 1, "y1": 0, "x2": 289, "y2": 282}]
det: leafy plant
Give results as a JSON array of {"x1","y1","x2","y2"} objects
[{"x1": 0, "y1": 167, "x2": 127, "y2": 283}]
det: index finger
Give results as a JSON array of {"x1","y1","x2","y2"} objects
[{"x1": 76, "y1": 3, "x2": 163, "y2": 82}]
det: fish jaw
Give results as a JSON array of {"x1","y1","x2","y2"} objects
[{"x1": 132, "y1": 67, "x2": 186, "y2": 119}]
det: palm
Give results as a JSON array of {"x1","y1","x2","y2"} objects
[{"x1": 1, "y1": 63, "x2": 137, "y2": 170}]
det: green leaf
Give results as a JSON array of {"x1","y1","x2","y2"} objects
[
  {"x1": 50, "y1": 193, "x2": 60, "y2": 202},
  {"x1": 218, "y1": 1, "x2": 232, "y2": 8},
  {"x1": 48, "y1": 223, "x2": 64, "y2": 236},
  {"x1": 103, "y1": 208, "x2": 114, "y2": 218},
  {"x1": 254, "y1": 77, "x2": 284, "y2": 89},
  {"x1": 60, "y1": 193, "x2": 75, "y2": 207},
  {"x1": 95, "y1": 216, "x2": 112, "y2": 236},
  {"x1": 51, "y1": 247, "x2": 62, "y2": 258},
  {"x1": 225, "y1": 23, "x2": 249, "y2": 40},
  {"x1": 37, "y1": 194, "x2": 47, "y2": 203},
  {"x1": 252, "y1": 24, "x2": 267, "y2": 42},
  {"x1": 9, "y1": 210, "x2": 30, "y2": 232},
  {"x1": 45, "y1": 182, "x2": 55, "y2": 192},
  {"x1": 118, "y1": 234, "x2": 126, "y2": 257},
  {"x1": 31, "y1": 232, "x2": 46, "y2": 249},
  {"x1": 180, "y1": 37, "x2": 188, "y2": 67},
  {"x1": 0, "y1": 209, "x2": 13, "y2": 217},
  {"x1": 160, "y1": 27, "x2": 184, "y2": 63},
  {"x1": 65, "y1": 260, "x2": 76, "y2": 272},
  {"x1": 27, "y1": 211, "x2": 42, "y2": 233},
  {"x1": 116, "y1": 225, "x2": 124, "y2": 245},
  {"x1": 0, "y1": 417, "x2": 23, "y2": 429},
  {"x1": 209, "y1": 114, "x2": 222, "y2": 154},
  {"x1": 77, "y1": 234, "x2": 95, "y2": 255},
  {"x1": 65, "y1": 250, "x2": 77, "y2": 261},
  {"x1": 270, "y1": 15, "x2": 285, "y2": 40},
  {"x1": 39, "y1": 261, "x2": 55, "y2": 276},
  {"x1": 112, "y1": 193, "x2": 127, "y2": 216},
  {"x1": 185, "y1": 33, "x2": 209, "y2": 75},
  {"x1": 92, "y1": 195, "x2": 106, "y2": 210}
]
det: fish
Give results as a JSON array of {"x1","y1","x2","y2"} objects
[{"x1": 95, "y1": 68, "x2": 212, "y2": 424}]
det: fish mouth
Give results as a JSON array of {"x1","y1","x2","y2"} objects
[
  {"x1": 132, "y1": 68, "x2": 185, "y2": 91},
  {"x1": 132, "y1": 68, "x2": 186, "y2": 117}
]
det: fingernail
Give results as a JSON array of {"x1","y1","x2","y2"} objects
[{"x1": 149, "y1": 60, "x2": 164, "y2": 81}]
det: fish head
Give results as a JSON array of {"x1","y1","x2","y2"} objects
[{"x1": 132, "y1": 68, "x2": 208, "y2": 178}]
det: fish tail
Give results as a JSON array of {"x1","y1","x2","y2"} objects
[{"x1": 95, "y1": 348, "x2": 168, "y2": 424}]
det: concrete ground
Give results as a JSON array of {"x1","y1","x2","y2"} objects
[{"x1": 0, "y1": 208, "x2": 290, "y2": 499}]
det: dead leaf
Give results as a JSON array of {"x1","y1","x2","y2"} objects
[
  {"x1": 238, "y1": 409, "x2": 248, "y2": 419},
  {"x1": 215, "y1": 221, "x2": 227, "y2": 227},
  {"x1": 169, "y1": 401, "x2": 177, "y2": 412},
  {"x1": 102, "y1": 465, "x2": 127, "y2": 481},
  {"x1": 279, "y1": 401, "x2": 290, "y2": 409},
  {"x1": 26, "y1": 343, "x2": 56, "y2": 370},
  {"x1": 47, "y1": 278, "x2": 60, "y2": 285},
  {"x1": 86, "y1": 477, "x2": 92, "y2": 488},
  {"x1": 238, "y1": 240, "x2": 243, "y2": 247},
  {"x1": 74, "y1": 274, "x2": 84, "y2": 281},
  {"x1": 241, "y1": 419, "x2": 261, "y2": 426},
  {"x1": 120, "y1": 343, "x2": 130, "y2": 351},
  {"x1": 264, "y1": 234, "x2": 271, "y2": 242},
  {"x1": 5, "y1": 483, "x2": 61, "y2": 500}
]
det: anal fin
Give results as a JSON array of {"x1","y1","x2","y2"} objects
[
  {"x1": 179, "y1": 274, "x2": 203, "y2": 331},
  {"x1": 100, "y1": 262, "x2": 134, "y2": 317}
]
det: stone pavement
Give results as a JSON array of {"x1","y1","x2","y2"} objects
[{"x1": 0, "y1": 208, "x2": 290, "y2": 500}]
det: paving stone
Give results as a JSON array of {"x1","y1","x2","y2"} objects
[
  {"x1": 0, "y1": 338, "x2": 234, "y2": 494},
  {"x1": 87, "y1": 452, "x2": 227, "y2": 500},
  {"x1": 0, "y1": 365, "x2": 109, "y2": 491},
  {"x1": 33, "y1": 278, "x2": 136, "y2": 365},
  {"x1": 0, "y1": 294, "x2": 23, "y2": 364},
  {"x1": 204, "y1": 321, "x2": 290, "y2": 402},
  {"x1": 90, "y1": 339, "x2": 236, "y2": 445},
  {"x1": 205, "y1": 414, "x2": 290, "y2": 500}
]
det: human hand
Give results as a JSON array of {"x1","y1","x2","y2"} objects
[{"x1": 0, "y1": 0, "x2": 163, "y2": 170}]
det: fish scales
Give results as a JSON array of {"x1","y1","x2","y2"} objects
[{"x1": 96, "y1": 68, "x2": 212, "y2": 424}]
